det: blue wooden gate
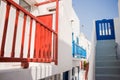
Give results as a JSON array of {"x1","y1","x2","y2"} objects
[{"x1": 95, "y1": 19, "x2": 115, "y2": 40}]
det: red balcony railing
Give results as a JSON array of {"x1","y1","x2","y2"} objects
[{"x1": 0, "y1": 0, "x2": 58, "y2": 68}]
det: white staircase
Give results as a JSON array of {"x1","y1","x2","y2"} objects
[{"x1": 96, "y1": 40, "x2": 120, "y2": 80}]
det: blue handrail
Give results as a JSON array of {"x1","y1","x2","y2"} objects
[{"x1": 72, "y1": 40, "x2": 86, "y2": 58}]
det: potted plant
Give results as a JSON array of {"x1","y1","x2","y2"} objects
[
  {"x1": 83, "y1": 60, "x2": 89, "y2": 80},
  {"x1": 83, "y1": 60, "x2": 89, "y2": 70}
]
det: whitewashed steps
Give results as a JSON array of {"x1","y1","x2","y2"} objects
[{"x1": 95, "y1": 40, "x2": 120, "y2": 80}]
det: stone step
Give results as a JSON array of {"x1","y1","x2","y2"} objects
[
  {"x1": 96, "y1": 40, "x2": 116, "y2": 46},
  {"x1": 96, "y1": 51, "x2": 116, "y2": 56},
  {"x1": 96, "y1": 74, "x2": 120, "y2": 80},
  {"x1": 96, "y1": 67, "x2": 120, "y2": 74},
  {"x1": 96, "y1": 52, "x2": 116, "y2": 57},
  {"x1": 96, "y1": 55, "x2": 117, "y2": 61},
  {"x1": 96, "y1": 61, "x2": 120, "y2": 67}
]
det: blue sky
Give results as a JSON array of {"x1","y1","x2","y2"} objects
[{"x1": 73, "y1": 0, "x2": 119, "y2": 41}]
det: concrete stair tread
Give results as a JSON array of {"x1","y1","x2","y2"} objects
[
  {"x1": 96, "y1": 59, "x2": 120, "y2": 62},
  {"x1": 96, "y1": 54, "x2": 117, "y2": 57},
  {"x1": 96, "y1": 74, "x2": 120, "y2": 77},
  {"x1": 96, "y1": 74, "x2": 120, "y2": 80},
  {"x1": 96, "y1": 55, "x2": 117, "y2": 58},
  {"x1": 96, "y1": 55, "x2": 117, "y2": 57},
  {"x1": 96, "y1": 60, "x2": 120, "y2": 67},
  {"x1": 96, "y1": 66, "x2": 120, "y2": 68},
  {"x1": 96, "y1": 60, "x2": 120, "y2": 62},
  {"x1": 96, "y1": 67, "x2": 120, "y2": 74}
]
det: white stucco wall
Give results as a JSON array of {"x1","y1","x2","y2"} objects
[
  {"x1": 71, "y1": 8, "x2": 80, "y2": 43},
  {"x1": 114, "y1": 18, "x2": 120, "y2": 58},
  {"x1": 88, "y1": 21, "x2": 96, "y2": 80},
  {"x1": 114, "y1": 0, "x2": 120, "y2": 59},
  {"x1": 30, "y1": 0, "x2": 80, "y2": 74},
  {"x1": 118, "y1": 0, "x2": 120, "y2": 17}
]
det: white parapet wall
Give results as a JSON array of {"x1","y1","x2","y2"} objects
[
  {"x1": 115, "y1": 0, "x2": 120, "y2": 59},
  {"x1": 118, "y1": 0, "x2": 120, "y2": 17},
  {"x1": 114, "y1": 18, "x2": 120, "y2": 59}
]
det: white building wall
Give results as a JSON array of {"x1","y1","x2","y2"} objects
[
  {"x1": 55, "y1": 0, "x2": 73, "y2": 73},
  {"x1": 31, "y1": 0, "x2": 81, "y2": 75},
  {"x1": 114, "y1": 18, "x2": 120, "y2": 59},
  {"x1": 114, "y1": 1, "x2": 120, "y2": 59},
  {"x1": 87, "y1": 21, "x2": 96, "y2": 80},
  {"x1": 118, "y1": 0, "x2": 120, "y2": 17},
  {"x1": 71, "y1": 8, "x2": 80, "y2": 42}
]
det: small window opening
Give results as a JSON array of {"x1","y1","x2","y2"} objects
[{"x1": 19, "y1": 0, "x2": 31, "y2": 12}]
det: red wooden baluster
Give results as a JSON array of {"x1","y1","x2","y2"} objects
[
  {"x1": 33, "y1": 22, "x2": 37, "y2": 61},
  {"x1": 20, "y1": 14, "x2": 27, "y2": 58},
  {"x1": 34, "y1": 22, "x2": 40, "y2": 61},
  {"x1": 52, "y1": 34, "x2": 55, "y2": 62},
  {"x1": 11, "y1": 9, "x2": 20, "y2": 57},
  {"x1": 0, "y1": 3, "x2": 11, "y2": 57},
  {"x1": 43, "y1": 27, "x2": 45, "y2": 62},
  {"x1": 38, "y1": 24, "x2": 42, "y2": 61},
  {"x1": 55, "y1": 34, "x2": 58, "y2": 65},
  {"x1": 55, "y1": 0, "x2": 59, "y2": 65},
  {"x1": 47, "y1": 30, "x2": 50, "y2": 62},
  {"x1": 27, "y1": 18, "x2": 33, "y2": 58},
  {"x1": 41, "y1": 26, "x2": 44, "y2": 61}
]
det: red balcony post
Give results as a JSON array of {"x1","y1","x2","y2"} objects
[
  {"x1": 44, "y1": 28, "x2": 47, "y2": 62},
  {"x1": 20, "y1": 14, "x2": 27, "y2": 58},
  {"x1": 21, "y1": 61, "x2": 29, "y2": 69},
  {"x1": 27, "y1": 18, "x2": 33, "y2": 58},
  {"x1": 40, "y1": 26, "x2": 44, "y2": 61},
  {"x1": 11, "y1": 9, "x2": 20, "y2": 57},
  {"x1": 34, "y1": 22, "x2": 41, "y2": 61},
  {"x1": 55, "y1": 0, "x2": 59, "y2": 65},
  {"x1": 46, "y1": 30, "x2": 49, "y2": 62},
  {"x1": 33, "y1": 22, "x2": 37, "y2": 61},
  {"x1": 42, "y1": 27, "x2": 45, "y2": 62},
  {"x1": 47, "y1": 30, "x2": 51, "y2": 62},
  {"x1": 0, "y1": 2, "x2": 11, "y2": 57}
]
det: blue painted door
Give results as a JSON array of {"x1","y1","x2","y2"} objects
[
  {"x1": 95, "y1": 19, "x2": 115, "y2": 40},
  {"x1": 63, "y1": 71, "x2": 69, "y2": 80}
]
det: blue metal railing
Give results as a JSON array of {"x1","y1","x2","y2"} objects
[{"x1": 72, "y1": 40, "x2": 86, "y2": 58}]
